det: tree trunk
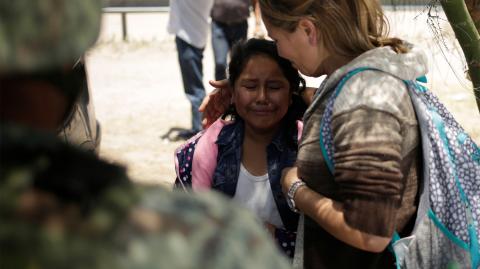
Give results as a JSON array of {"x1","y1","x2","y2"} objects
[
  {"x1": 440, "y1": 0, "x2": 480, "y2": 113},
  {"x1": 465, "y1": 0, "x2": 479, "y2": 30}
]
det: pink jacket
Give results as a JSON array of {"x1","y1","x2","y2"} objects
[{"x1": 174, "y1": 118, "x2": 303, "y2": 191}]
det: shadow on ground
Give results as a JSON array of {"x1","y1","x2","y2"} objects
[{"x1": 160, "y1": 127, "x2": 195, "y2": 142}]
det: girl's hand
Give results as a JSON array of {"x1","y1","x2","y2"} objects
[
  {"x1": 199, "y1": 79, "x2": 232, "y2": 128},
  {"x1": 264, "y1": 222, "x2": 276, "y2": 238}
]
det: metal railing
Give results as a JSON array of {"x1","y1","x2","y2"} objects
[
  {"x1": 103, "y1": 0, "x2": 432, "y2": 41},
  {"x1": 103, "y1": 6, "x2": 169, "y2": 41}
]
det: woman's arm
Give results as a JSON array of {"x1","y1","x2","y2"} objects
[
  {"x1": 286, "y1": 74, "x2": 416, "y2": 252},
  {"x1": 282, "y1": 167, "x2": 392, "y2": 253}
]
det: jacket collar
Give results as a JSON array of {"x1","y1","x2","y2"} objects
[
  {"x1": 216, "y1": 119, "x2": 294, "y2": 152},
  {"x1": 216, "y1": 119, "x2": 243, "y2": 147}
]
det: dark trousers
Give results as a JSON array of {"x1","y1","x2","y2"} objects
[
  {"x1": 211, "y1": 20, "x2": 248, "y2": 80},
  {"x1": 175, "y1": 36, "x2": 205, "y2": 132}
]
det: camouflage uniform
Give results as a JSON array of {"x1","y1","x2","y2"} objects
[
  {"x1": 0, "y1": 1, "x2": 101, "y2": 74},
  {"x1": 0, "y1": 1, "x2": 290, "y2": 268}
]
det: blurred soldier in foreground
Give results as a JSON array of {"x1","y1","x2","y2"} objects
[{"x1": 0, "y1": 1, "x2": 290, "y2": 268}]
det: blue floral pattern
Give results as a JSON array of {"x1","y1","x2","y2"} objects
[{"x1": 410, "y1": 82, "x2": 480, "y2": 244}]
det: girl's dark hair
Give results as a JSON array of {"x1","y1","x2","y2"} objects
[{"x1": 225, "y1": 38, "x2": 307, "y2": 148}]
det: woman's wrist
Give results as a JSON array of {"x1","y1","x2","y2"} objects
[{"x1": 286, "y1": 179, "x2": 306, "y2": 213}]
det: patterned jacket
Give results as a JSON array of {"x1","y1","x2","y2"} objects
[{"x1": 175, "y1": 118, "x2": 302, "y2": 257}]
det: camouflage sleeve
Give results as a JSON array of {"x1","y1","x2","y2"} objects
[
  {"x1": 0, "y1": 126, "x2": 290, "y2": 269},
  {"x1": 0, "y1": 178, "x2": 290, "y2": 269},
  {"x1": 128, "y1": 188, "x2": 291, "y2": 269}
]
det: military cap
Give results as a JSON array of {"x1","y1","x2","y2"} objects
[{"x1": 0, "y1": 0, "x2": 102, "y2": 73}]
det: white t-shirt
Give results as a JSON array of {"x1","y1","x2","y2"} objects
[
  {"x1": 233, "y1": 164, "x2": 284, "y2": 229},
  {"x1": 167, "y1": 0, "x2": 214, "y2": 49}
]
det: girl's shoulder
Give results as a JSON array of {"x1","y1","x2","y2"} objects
[
  {"x1": 176, "y1": 118, "x2": 233, "y2": 153},
  {"x1": 175, "y1": 118, "x2": 234, "y2": 191}
]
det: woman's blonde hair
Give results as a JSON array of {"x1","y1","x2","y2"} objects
[{"x1": 259, "y1": 0, "x2": 409, "y2": 58}]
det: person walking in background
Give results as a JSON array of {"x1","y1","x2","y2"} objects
[
  {"x1": 210, "y1": 0, "x2": 264, "y2": 81},
  {"x1": 167, "y1": 0, "x2": 214, "y2": 139}
]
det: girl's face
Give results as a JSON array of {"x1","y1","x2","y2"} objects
[
  {"x1": 264, "y1": 19, "x2": 329, "y2": 77},
  {"x1": 233, "y1": 54, "x2": 291, "y2": 134}
]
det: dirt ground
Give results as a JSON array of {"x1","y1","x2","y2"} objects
[{"x1": 85, "y1": 8, "x2": 480, "y2": 186}]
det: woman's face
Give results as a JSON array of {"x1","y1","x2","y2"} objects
[
  {"x1": 233, "y1": 54, "x2": 291, "y2": 134},
  {"x1": 264, "y1": 19, "x2": 329, "y2": 77}
]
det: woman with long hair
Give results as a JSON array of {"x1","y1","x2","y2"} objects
[{"x1": 201, "y1": 1, "x2": 426, "y2": 268}]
